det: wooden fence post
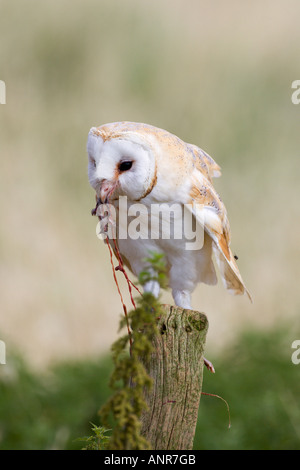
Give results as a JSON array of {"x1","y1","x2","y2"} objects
[{"x1": 140, "y1": 304, "x2": 208, "y2": 450}]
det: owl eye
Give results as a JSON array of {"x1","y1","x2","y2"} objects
[{"x1": 118, "y1": 161, "x2": 133, "y2": 172}]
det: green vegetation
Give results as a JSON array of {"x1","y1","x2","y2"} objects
[
  {"x1": 195, "y1": 327, "x2": 300, "y2": 450},
  {"x1": 98, "y1": 255, "x2": 166, "y2": 450},
  {"x1": 77, "y1": 424, "x2": 111, "y2": 450},
  {"x1": 0, "y1": 326, "x2": 299, "y2": 450},
  {"x1": 0, "y1": 351, "x2": 112, "y2": 449}
]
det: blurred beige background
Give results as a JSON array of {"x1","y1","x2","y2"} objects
[{"x1": 0, "y1": 0, "x2": 300, "y2": 368}]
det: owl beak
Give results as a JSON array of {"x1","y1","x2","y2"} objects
[{"x1": 98, "y1": 179, "x2": 116, "y2": 204}]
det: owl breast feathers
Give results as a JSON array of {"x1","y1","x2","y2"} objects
[{"x1": 87, "y1": 121, "x2": 251, "y2": 309}]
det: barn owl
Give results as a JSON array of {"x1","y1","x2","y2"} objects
[{"x1": 87, "y1": 121, "x2": 251, "y2": 312}]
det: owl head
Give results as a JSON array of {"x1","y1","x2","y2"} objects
[{"x1": 87, "y1": 122, "x2": 158, "y2": 203}]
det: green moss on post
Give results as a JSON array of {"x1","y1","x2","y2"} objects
[{"x1": 140, "y1": 304, "x2": 208, "y2": 450}]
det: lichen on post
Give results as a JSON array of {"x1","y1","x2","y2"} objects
[{"x1": 140, "y1": 304, "x2": 209, "y2": 450}]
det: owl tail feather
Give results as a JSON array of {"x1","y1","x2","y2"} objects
[{"x1": 212, "y1": 244, "x2": 252, "y2": 303}]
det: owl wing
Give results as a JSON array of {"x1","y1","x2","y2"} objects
[
  {"x1": 187, "y1": 167, "x2": 252, "y2": 301},
  {"x1": 188, "y1": 144, "x2": 222, "y2": 182}
]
